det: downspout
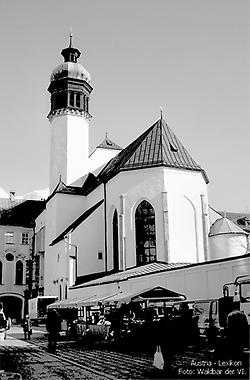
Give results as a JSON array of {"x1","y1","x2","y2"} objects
[
  {"x1": 104, "y1": 182, "x2": 108, "y2": 272},
  {"x1": 201, "y1": 194, "x2": 209, "y2": 261},
  {"x1": 162, "y1": 191, "x2": 170, "y2": 263},
  {"x1": 119, "y1": 195, "x2": 125, "y2": 270}
]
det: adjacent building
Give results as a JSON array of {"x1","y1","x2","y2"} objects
[{"x1": 0, "y1": 196, "x2": 45, "y2": 320}]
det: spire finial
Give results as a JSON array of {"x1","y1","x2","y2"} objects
[
  {"x1": 105, "y1": 131, "x2": 108, "y2": 139},
  {"x1": 69, "y1": 27, "x2": 73, "y2": 47},
  {"x1": 160, "y1": 106, "x2": 163, "y2": 120}
]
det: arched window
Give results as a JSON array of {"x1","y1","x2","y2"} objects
[
  {"x1": 0, "y1": 261, "x2": 2, "y2": 284},
  {"x1": 15, "y1": 260, "x2": 23, "y2": 285},
  {"x1": 135, "y1": 201, "x2": 157, "y2": 266},
  {"x1": 113, "y1": 210, "x2": 119, "y2": 271}
]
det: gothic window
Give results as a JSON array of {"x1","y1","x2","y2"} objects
[
  {"x1": 15, "y1": 260, "x2": 23, "y2": 285},
  {"x1": 0, "y1": 261, "x2": 2, "y2": 284},
  {"x1": 113, "y1": 210, "x2": 119, "y2": 271},
  {"x1": 135, "y1": 201, "x2": 156, "y2": 266}
]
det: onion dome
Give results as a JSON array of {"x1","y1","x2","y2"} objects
[{"x1": 50, "y1": 34, "x2": 91, "y2": 83}]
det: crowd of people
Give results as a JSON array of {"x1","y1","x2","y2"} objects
[{"x1": 0, "y1": 300, "x2": 248, "y2": 372}]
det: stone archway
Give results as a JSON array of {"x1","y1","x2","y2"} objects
[{"x1": 0, "y1": 294, "x2": 24, "y2": 322}]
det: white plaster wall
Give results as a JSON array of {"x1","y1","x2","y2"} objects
[
  {"x1": 71, "y1": 203, "x2": 105, "y2": 277},
  {"x1": 209, "y1": 234, "x2": 248, "y2": 260},
  {"x1": 68, "y1": 255, "x2": 249, "y2": 302},
  {"x1": 88, "y1": 148, "x2": 121, "y2": 173},
  {"x1": 44, "y1": 193, "x2": 87, "y2": 295},
  {"x1": 65, "y1": 185, "x2": 105, "y2": 279},
  {"x1": 50, "y1": 115, "x2": 89, "y2": 192},
  {"x1": 105, "y1": 168, "x2": 166, "y2": 270},
  {"x1": 163, "y1": 168, "x2": 209, "y2": 263}
]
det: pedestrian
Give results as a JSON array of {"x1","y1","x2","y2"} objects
[
  {"x1": 0, "y1": 302, "x2": 7, "y2": 340},
  {"x1": 22, "y1": 314, "x2": 32, "y2": 340},
  {"x1": 46, "y1": 308, "x2": 61, "y2": 353},
  {"x1": 4, "y1": 315, "x2": 12, "y2": 340},
  {"x1": 226, "y1": 308, "x2": 248, "y2": 359},
  {"x1": 153, "y1": 310, "x2": 176, "y2": 377}
]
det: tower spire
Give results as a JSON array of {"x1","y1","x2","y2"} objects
[
  {"x1": 61, "y1": 32, "x2": 81, "y2": 63},
  {"x1": 69, "y1": 28, "x2": 73, "y2": 48},
  {"x1": 160, "y1": 106, "x2": 163, "y2": 120}
]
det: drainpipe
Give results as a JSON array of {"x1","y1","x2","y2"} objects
[
  {"x1": 162, "y1": 192, "x2": 170, "y2": 263},
  {"x1": 201, "y1": 194, "x2": 209, "y2": 261},
  {"x1": 104, "y1": 183, "x2": 108, "y2": 272},
  {"x1": 119, "y1": 195, "x2": 125, "y2": 270}
]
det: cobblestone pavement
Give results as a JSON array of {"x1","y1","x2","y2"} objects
[{"x1": 0, "y1": 326, "x2": 248, "y2": 380}]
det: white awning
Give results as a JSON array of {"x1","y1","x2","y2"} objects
[{"x1": 101, "y1": 286, "x2": 186, "y2": 305}]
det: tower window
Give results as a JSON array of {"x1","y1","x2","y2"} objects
[
  {"x1": 76, "y1": 93, "x2": 81, "y2": 108},
  {"x1": 69, "y1": 92, "x2": 75, "y2": 107},
  {"x1": 86, "y1": 97, "x2": 89, "y2": 113},
  {"x1": 135, "y1": 201, "x2": 157, "y2": 266}
]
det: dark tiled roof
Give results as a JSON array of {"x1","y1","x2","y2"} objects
[
  {"x1": 0, "y1": 200, "x2": 45, "y2": 227},
  {"x1": 0, "y1": 198, "x2": 25, "y2": 211},
  {"x1": 46, "y1": 179, "x2": 86, "y2": 203},
  {"x1": 73, "y1": 262, "x2": 190, "y2": 288},
  {"x1": 97, "y1": 117, "x2": 209, "y2": 185},
  {"x1": 96, "y1": 137, "x2": 122, "y2": 151},
  {"x1": 50, "y1": 199, "x2": 104, "y2": 246}
]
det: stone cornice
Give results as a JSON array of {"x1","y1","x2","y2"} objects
[{"x1": 47, "y1": 107, "x2": 92, "y2": 122}]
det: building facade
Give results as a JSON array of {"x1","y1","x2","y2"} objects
[
  {"x1": 0, "y1": 197, "x2": 45, "y2": 320},
  {"x1": 32, "y1": 37, "x2": 249, "y2": 305}
]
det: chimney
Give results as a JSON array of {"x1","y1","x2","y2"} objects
[{"x1": 10, "y1": 191, "x2": 15, "y2": 201}]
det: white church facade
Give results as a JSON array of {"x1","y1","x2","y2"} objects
[{"x1": 34, "y1": 37, "x2": 249, "y2": 304}]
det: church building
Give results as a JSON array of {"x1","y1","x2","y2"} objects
[{"x1": 34, "y1": 37, "x2": 248, "y2": 304}]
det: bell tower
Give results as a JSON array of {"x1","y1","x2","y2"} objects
[{"x1": 48, "y1": 34, "x2": 93, "y2": 192}]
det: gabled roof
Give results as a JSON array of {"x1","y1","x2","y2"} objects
[
  {"x1": 50, "y1": 199, "x2": 104, "y2": 246},
  {"x1": 209, "y1": 217, "x2": 248, "y2": 237},
  {"x1": 97, "y1": 117, "x2": 209, "y2": 185},
  {"x1": 96, "y1": 137, "x2": 122, "y2": 151},
  {"x1": 0, "y1": 200, "x2": 45, "y2": 227},
  {"x1": 46, "y1": 179, "x2": 86, "y2": 203}
]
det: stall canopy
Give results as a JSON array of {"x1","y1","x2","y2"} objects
[
  {"x1": 47, "y1": 294, "x2": 98, "y2": 309},
  {"x1": 47, "y1": 286, "x2": 186, "y2": 309},
  {"x1": 101, "y1": 286, "x2": 186, "y2": 305}
]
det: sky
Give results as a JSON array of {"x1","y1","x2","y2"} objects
[{"x1": 0, "y1": 0, "x2": 249, "y2": 212}]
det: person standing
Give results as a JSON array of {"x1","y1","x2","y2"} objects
[
  {"x1": 0, "y1": 302, "x2": 7, "y2": 340},
  {"x1": 46, "y1": 308, "x2": 61, "y2": 353},
  {"x1": 23, "y1": 314, "x2": 32, "y2": 340},
  {"x1": 226, "y1": 308, "x2": 248, "y2": 359}
]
